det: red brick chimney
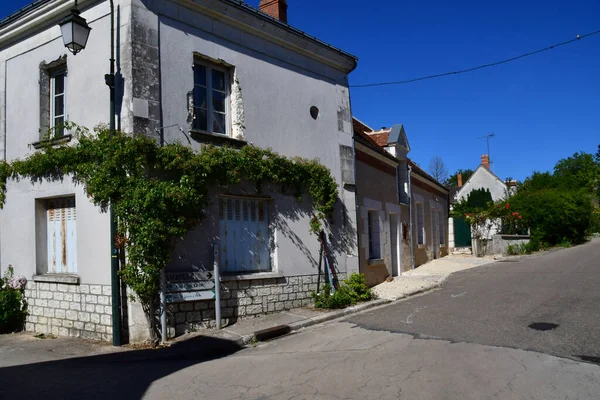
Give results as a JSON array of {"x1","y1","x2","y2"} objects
[
  {"x1": 259, "y1": 0, "x2": 288, "y2": 23},
  {"x1": 481, "y1": 154, "x2": 490, "y2": 170},
  {"x1": 457, "y1": 173, "x2": 463, "y2": 188}
]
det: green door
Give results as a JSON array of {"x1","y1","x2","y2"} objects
[{"x1": 454, "y1": 218, "x2": 472, "y2": 248}]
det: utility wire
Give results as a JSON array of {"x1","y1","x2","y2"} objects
[{"x1": 351, "y1": 29, "x2": 600, "y2": 88}]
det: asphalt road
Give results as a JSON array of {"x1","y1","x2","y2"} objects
[
  {"x1": 1, "y1": 240, "x2": 599, "y2": 399},
  {"x1": 348, "y1": 239, "x2": 600, "y2": 364}
]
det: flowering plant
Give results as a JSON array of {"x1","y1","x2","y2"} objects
[{"x1": 0, "y1": 265, "x2": 28, "y2": 333}]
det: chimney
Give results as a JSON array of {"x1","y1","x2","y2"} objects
[
  {"x1": 481, "y1": 154, "x2": 490, "y2": 170},
  {"x1": 457, "y1": 173, "x2": 463, "y2": 188},
  {"x1": 259, "y1": 0, "x2": 288, "y2": 23}
]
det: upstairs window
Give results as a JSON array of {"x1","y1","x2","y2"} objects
[
  {"x1": 39, "y1": 55, "x2": 67, "y2": 139},
  {"x1": 193, "y1": 64, "x2": 229, "y2": 135},
  {"x1": 51, "y1": 72, "x2": 66, "y2": 137}
]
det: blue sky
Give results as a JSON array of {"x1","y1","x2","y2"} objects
[{"x1": 2, "y1": 0, "x2": 599, "y2": 181}]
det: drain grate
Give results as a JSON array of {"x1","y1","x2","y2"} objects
[{"x1": 528, "y1": 322, "x2": 559, "y2": 331}]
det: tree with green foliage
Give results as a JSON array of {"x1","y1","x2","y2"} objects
[
  {"x1": 553, "y1": 152, "x2": 598, "y2": 194},
  {"x1": 518, "y1": 171, "x2": 557, "y2": 194},
  {"x1": 510, "y1": 148, "x2": 599, "y2": 244},
  {"x1": 451, "y1": 187, "x2": 493, "y2": 218},
  {"x1": 510, "y1": 189, "x2": 592, "y2": 246},
  {"x1": 1, "y1": 124, "x2": 339, "y2": 341},
  {"x1": 446, "y1": 169, "x2": 474, "y2": 188}
]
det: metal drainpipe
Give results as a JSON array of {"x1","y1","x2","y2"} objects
[
  {"x1": 106, "y1": 0, "x2": 121, "y2": 347},
  {"x1": 408, "y1": 164, "x2": 415, "y2": 270}
]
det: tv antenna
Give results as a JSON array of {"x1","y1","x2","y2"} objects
[{"x1": 478, "y1": 133, "x2": 495, "y2": 165}]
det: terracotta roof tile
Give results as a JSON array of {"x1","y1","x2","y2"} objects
[
  {"x1": 368, "y1": 132, "x2": 390, "y2": 147},
  {"x1": 352, "y1": 118, "x2": 373, "y2": 137}
]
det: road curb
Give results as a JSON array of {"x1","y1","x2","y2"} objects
[
  {"x1": 233, "y1": 275, "x2": 456, "y2": 347},
  {"x1": 236, "y1": 299, "x2": 392, "y2": 346}
]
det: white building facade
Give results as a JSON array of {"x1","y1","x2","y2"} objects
[{"x1": 0, "y1": 0, "x2": 358, "y2": 342}]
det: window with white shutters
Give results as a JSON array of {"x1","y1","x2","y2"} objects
[
  {"x1": 219, "y1": 197, "x2": 270, "y2": 273},
  {"x1": 47, "y1": 197, "x2": 77, "y2": 273}
]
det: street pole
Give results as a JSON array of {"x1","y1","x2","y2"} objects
[{"x1": 105, "y1": 0, "x2": 121, "y2": 347}]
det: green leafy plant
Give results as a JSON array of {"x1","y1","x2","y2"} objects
[
  {"x1": 311, "y1": 273, "x2": 372, "y2": 309},
  {"x1": 3, "y1": 124, "x2": 339, "y2": 340},
  {"x1": 510, "y1": 189, "x2": 592, "y2": 246},
  {"x1": 0, "y1": 266, "x2": 28, "y2": 334}
]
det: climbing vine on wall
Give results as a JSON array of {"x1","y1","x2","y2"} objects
[{"x1": 2, "y1": 124, "x2": 338, "y2": 337}]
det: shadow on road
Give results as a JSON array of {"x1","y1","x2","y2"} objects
[{"x1": 0, "y1": 335, "x2": 241, "y2": 399}]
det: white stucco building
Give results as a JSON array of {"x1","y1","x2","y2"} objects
[
  {"x1": 449, "y1": 155, "x2": 514, "y2": 250},
  {"x1": 0, "y1": 0, "x2": 359, "y2": 342}
]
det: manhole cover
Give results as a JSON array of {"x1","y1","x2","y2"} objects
[{"x1": 528, "y1": 322, "x2": 559, "y2": 331}]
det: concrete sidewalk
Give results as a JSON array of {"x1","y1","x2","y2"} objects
[
  {"x1": 186, "y1": 255, "x2": 496, "y2": 344},
  {"x1": 176, "y1": 297, "x2": 390, "y2": 346},
  {"x1": 0, "y1": 255, "x2": 498, "y2": 360},
  {"x1": 372, "y1": 255, "x2": 496, "y2": 301}
]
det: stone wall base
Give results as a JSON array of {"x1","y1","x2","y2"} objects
[
  {"x1": 167, "y1": 273, "x2": 345, "y2": 338},
  {"x1": 24, "y1": 282, "x2": 113, "y2": 341}
]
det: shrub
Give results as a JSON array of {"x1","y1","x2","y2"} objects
[
  {"x1": 0, "y1": 266, "x2": 28, "y2": 334},
  {"x1": 343, "y1": 273, "x2": 372, "y2": 303},
  {"x1": 510, "y1": 189, "x2": 593, "y2": 246},
  {"x1": 506, "y1": 244, "x2": 522, "y2": 255},
  {"x1": 311, "y1": 273, "x2": 372, "y2": 309}
]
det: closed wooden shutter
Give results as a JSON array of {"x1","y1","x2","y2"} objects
[
  {"x1": 47, "y1": 197, "x2": 77, "y2": 273},
  {"x1": 219, "y1": 197, "x2": 270, "y2": 273}
]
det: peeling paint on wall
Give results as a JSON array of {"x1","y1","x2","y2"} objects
[
  {"x1": 336, "y1": 86, "x2": 351, "y2": 134},
  {"x1": 230, "y1": 71, "x2": 245, "y2": 140},
  {"x1": 186, "y1": 90, "x2": 194, "y2": 127}
]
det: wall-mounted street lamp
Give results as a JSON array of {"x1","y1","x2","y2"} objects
[
  {"x1": 59, "y1": 0, "x2": 91, "y2": 55},
  {"x1": 58, "y1": 0, "x2": 121, "y2": 347}
]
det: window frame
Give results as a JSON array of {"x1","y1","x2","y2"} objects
[
  {"x1": 397, "y1": 161, "x2": 409, "y2": 205},
  {"x1": 218, "y1": 196, "x2": 272, "y2": 274},
  {"x1": 416, "y1": 201, "x2": 425, "y2": 246},
  {"x1": 192, "y1": 62, "x2": 231, "y2": 136},
  {"x1": 45, "y1": 196, "x2": 77, "y2": 274},
  {"x1": 50, "y1": 70, "x2": 66, "y2": 137},
  {"x1": 367, "y1": 210, "x2": 382, "y2": 260},
  {"x1": 439, "y1": 208, "x2": 445, "y2": 245}
]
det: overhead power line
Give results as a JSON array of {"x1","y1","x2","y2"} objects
[{"x1": 351, "y1": 29, "x2": 600, "y2": 88}]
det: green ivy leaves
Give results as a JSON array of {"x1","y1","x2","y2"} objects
[{"x1": 2, "y1": 126, "x2": 338, "y2": 307}]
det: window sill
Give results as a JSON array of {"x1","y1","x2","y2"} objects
[
  {"x1": 368, "y1": 258, "x2": 384, "y2": 266},
  {"x1": 31, "y1": 134, "x2": 72, "y2": 149},
  {"x1": 417, "y1": 244, "x2": 426, "y2": 249},
  {"x1": 33, "y1": 274, "x2": 79, "y2": 285},
  {"x1": 190, "y1": 130, "x2": 247, "y2": 148},
  {"x1": 221, "y1": 272, "x2": 283, "y2": 282}
]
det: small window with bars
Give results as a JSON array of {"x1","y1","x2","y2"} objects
[{"x1": 193, "y1": 63, "x2": 229, "y2": 135}]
